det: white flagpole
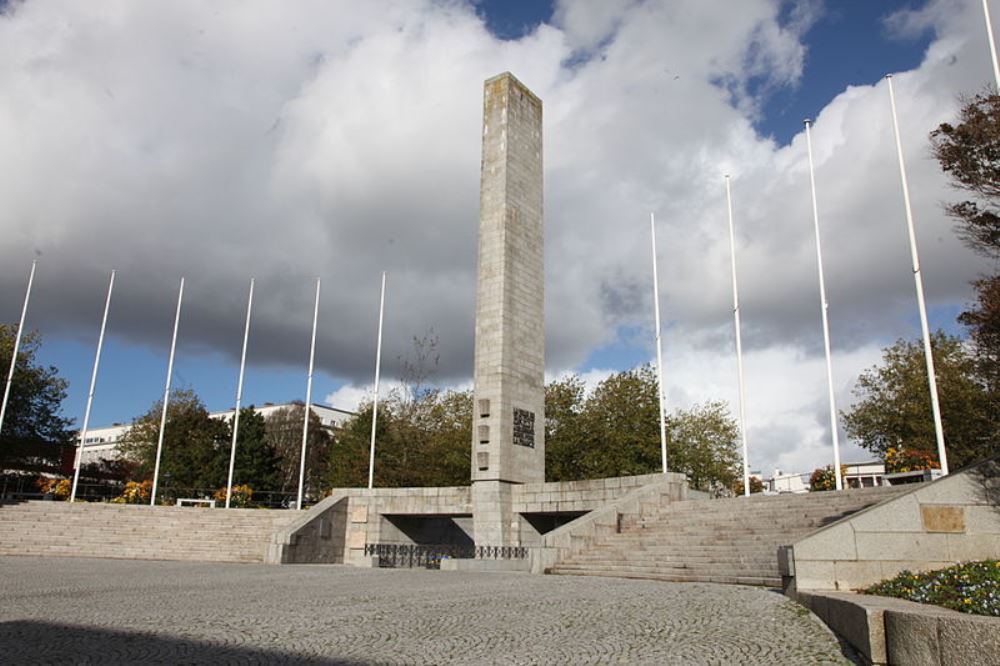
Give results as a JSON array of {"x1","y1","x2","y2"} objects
[
  {"x1": 70, "y1": 270, "x2": 115, "y2": 503},
  {"x1": 367, "y1": 271, "x2": 386, "y2": 490},
  {"x1": 804, "y1": 120, "x2": 844, "y2": 491},
  {"x1": 650, "y1": 214, "x2": 669, "y2": 474},
  {"x1": 225, "y1": 278, "x2": 255, "y2": 508},
  {"x1": 886, "y1": 75, "x2": 949, "y2": 475},
  {"x1": 0, "y1": 260, "x2": 36, "y2": 437},
  {"x1": 297, "y1": 278, "x2": 321, "y2": 510},
  {"x1": 984, "y1": 0, "x2": 1000, "y2": 89},
  {"x1": 725, "y1": 177, "x2": 751, "y2": 497},
  {"x1": 151, "y1": 277, "x2": 184, "y2": 506}
]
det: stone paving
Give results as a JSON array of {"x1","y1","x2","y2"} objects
[{"x1": 0, "y1": 556, "x2": 850, "y2": 665}]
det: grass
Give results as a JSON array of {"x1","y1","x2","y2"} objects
[{"x1": 862, "y1": 560, "x2": 1000, "y2": 617}]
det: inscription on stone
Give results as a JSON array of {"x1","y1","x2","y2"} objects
[{"x1": 513, "y1": 408, "x2": 535, "y2": 448}]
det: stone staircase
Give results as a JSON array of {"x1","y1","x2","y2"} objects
[
  {"x1": 547, "y1": 486, "x2": 909, "y2": 587},
  {"x1": 0, "y1": 500, "x2": 299, "y2": 563}
]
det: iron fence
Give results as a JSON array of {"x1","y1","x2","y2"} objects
[{"x1": 364, "y1": 543, "x2": 528, "y2": 569}]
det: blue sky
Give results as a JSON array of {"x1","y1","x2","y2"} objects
[{"x1": 2, "y1": 0, "x2": 994, "y2": 473}]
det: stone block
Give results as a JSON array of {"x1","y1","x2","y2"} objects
[
  {"x1": 945, "y1": 533, "x2": 1000, "y2": 561},
  {"x1": 884, "y1": 609, "x2": 949, "y2": 666},
  {"x1": 350, "y1": 505, "x2": 368, "y2": 523},
  {"x1": 832, "y1": 560, "x2": 884, "y2": 591},
  {"x1": 794, "y1": 560, "x2": 836, "y2": 590},
  {"x1": 964, "y1": 505, "x2": 1000, "y2": 534},
  {"x1": 855, "y1": 532, "x2": 950, "y2": 561},
  {"x1": 793, "y1": 522, "x2": 857, "y2": 561},
  {"x1": 849, "y1": 494, "x2": 922, "y2": 533},
  {"x1": 937, "y1": 612, "x2": 1000, "y2": 666}
]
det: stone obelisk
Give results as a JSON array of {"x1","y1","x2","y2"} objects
[{"x1": 472, "y1": 72, "x2": 545, "y2": 548}]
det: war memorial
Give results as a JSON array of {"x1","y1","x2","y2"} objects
[{"x1": 1, "y1": 73, "x2": 999, "y2": 665}]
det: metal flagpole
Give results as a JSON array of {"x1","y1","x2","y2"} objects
[
  {"x1": 297, "y1": 278, "x2": 321, "y2": 510},
  {"x1": 225, "y1": 278, "x2": 255, "y2": 508},
  {"x1": 71, "y1": 270, "x2": 115, "y2": 503},
  {"x1": 367, "y1": 271, "x2": 386, "y2": 490},
  {"x1": 886, "y1": 75, "x2": 949, "y2": 475},
  {"x1": 0, "y1": 260, "x2": 36, "y2": 438},
  {"x1": 804, "y1": 120, "x2": 844, "y2": 491},
  {"x1": 151, "y1": 277, "x2": 184, "y2": 506},
  {"x1": 984, "y1": 0, "x2": 1000, "y2": 89},
  {"x1": 650, "y1": 214, "x2": 669, "y2": 474},
  {"x1": 725, "y1": 177, "x2": 751, "y2": 497}
]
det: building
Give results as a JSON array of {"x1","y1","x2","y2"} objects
[
  {"x1": 843, "y1": 460, "x2": 886, "y2": 488},
  {"x1": 77, "y1": 402, "x2": 355, "y2": 467},
  {"x1": 766, "y1": 469, "x2": 810, "y2": 494}
]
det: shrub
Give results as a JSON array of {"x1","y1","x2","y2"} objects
[
  {"x1": 213, "y1": 484, "x2": 253, "y2": 508},
  {"x1": 863, "y1": 560, "x2": 1000, "y2": 616},
  {"x1": 809, "y1": 465, "x2": 846, "y2": 491},
  {"x1": 884, "y1": 447, "x2": 940, "y2": 473},
  {"x1": 111, "y1": 480, "x2": 152, "y2": 504},
  {"x1": 35, "y1": 477, "x2": 72, "y2": 500}
]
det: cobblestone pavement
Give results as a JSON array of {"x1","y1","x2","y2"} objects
[{"x1": 0, "y1": 556, "x2": 850, "y2": 665}]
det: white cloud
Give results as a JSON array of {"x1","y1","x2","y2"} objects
[{"x1": 0, "y1": 0, "x2": 992, "y2": 476}]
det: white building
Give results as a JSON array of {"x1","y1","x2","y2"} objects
[
  {"x1": 77, "y1": 402, "x2": 354, "y2": 466},
  {"x1": 766, "y1": 469, "x2": 810, "y2": 494},
  {"x1": 844, "y1": 460, "x2": 886, "y2": 488}
]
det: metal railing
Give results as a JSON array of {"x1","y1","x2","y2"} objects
[{"x1": 364, "y1": 543, "x2": 529, "y2": 569}]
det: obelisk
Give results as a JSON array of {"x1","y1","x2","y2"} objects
[{"x1": 471, "y1": 72, "x2": 545, "y2": 548}]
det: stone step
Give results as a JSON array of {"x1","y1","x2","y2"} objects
[{"x1": 547, "y1": 567, "x2": 781, "y2": 587}]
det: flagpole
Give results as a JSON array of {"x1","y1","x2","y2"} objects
[
  {"x1": 70, "y1": 270, "x2": 115, "y2": 503},
  {"x1": 804, "y1": 120, "x2": 844, "y2": 491},
  {"x1": 886, "y1": 75, "x2": 949, "y2": 475},
  {"x1": 0, "y1": 260, "x2": 36, "y2": 437},
  {"x1": 725, "y1": 177, "x2": 751, "y2": 497},
  {"x1": 225, "y1": 278, "x2": 255, "y2": 508},
  {"x1": 984, "y1": 0, "x2": 1000, "y2": 89},
  {"x1": 367, "y1": 271, "x2": 386, "y2": 490},
  {"x1": 650, "y1": 214, "x2": 669, "y2": 474},
  {"x1": 297, "y1": 278, "x2": 321, "y2": 510},
  {"x1": 151, "y1": 277, "x2": 184, "y2": 506}
]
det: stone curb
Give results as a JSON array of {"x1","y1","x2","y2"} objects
[{"x1": 794, "y1": 590, "x2": 1000, "y2": 665}]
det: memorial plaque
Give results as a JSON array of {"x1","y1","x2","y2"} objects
[{"x1": 513, "y1": 408, "x2": 535, "y2": 448}]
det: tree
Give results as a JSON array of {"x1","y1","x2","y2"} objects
[
  {"x1": 931, "y1": 92, "x2": 1000, "y2": 432},
  {"x1": 842, "y1": 333, "x2": 997, "y2": 470},
  {"x1": 930, "y1": 92, "x2": 1000, "y2": 259},
  {"x1": 544, "y1": 366, "x2": 743, "y2": 488},
  {"x1": 667, "y1": 401, "x2": 742, "y2": 492},
  {"x1": 0, "y1": 325, "x2": 74, "y2": 476},
  {"x1": 544, "y1": 374, "x2": 587, "y2": 482},
  {"x1": 230, "y1": 406, "x2": 281, "y2": 493},
  {"x1": 264, "y1": 404, "x2": 333, "y2": 498},
  {"x1": 118, "y1": 389, "x2": 230, "y2": 494}
]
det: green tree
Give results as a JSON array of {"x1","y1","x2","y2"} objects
[
  {"x1": 544, "y1": 367, "x2": 742, "y2": 488},
  {"x1": 0, "y1": 325, "x2": 74, "y2": 475},
  {"x1": 842, "y1": 333, "x2": 997, "y2": 469},
  {"x1": 544, "y1": 374, "x2": 587, "y2": 482},
  {"x1": 118, "y1": 389, "x2": 229, "y2": 494},
  {"x1": 667, "y1": 401, "x2": 741, "y2": 492},
  {"x1": 230, "y1": 406, "x2": 281, "y2": 493}
]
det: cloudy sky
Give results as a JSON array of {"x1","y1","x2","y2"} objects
[{"x1": 0, "y1": 0, "x2": 995, "y2": 476}]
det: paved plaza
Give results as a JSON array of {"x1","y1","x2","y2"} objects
[{"x1": 0, "y1": 556, "x2": 851, "y2": 665}]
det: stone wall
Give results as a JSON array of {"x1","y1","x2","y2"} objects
[
  {"x1": 269, "y1": 473, "x2": 682, "y2": 567},
  {"x1": 785, "y1": 457, "x2": 1000, "y2": 592}
]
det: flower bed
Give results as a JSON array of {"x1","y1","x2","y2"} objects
[{"x1": 863, "y1": 560, "x2": 1000, "y2": 617}]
